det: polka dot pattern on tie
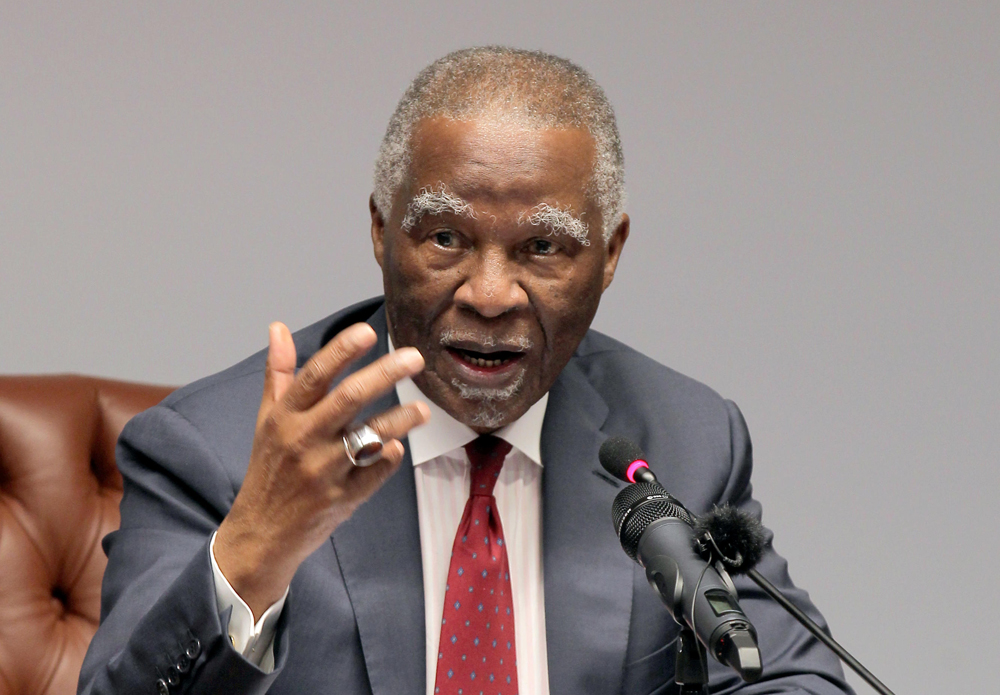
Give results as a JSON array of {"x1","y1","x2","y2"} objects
[{"x1": 433, "y1": 435, "x2": 518, "y2": 695}]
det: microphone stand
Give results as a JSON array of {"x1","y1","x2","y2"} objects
[
  {"x1": 674, "y1": 627, "x2": 709, "y2": 695},
  {"x1": 747, "y1": 568, "x2": 895, "y2": 695}
]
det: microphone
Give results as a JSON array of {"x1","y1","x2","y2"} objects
[
  {"x1": 599, "y1": 437, "x2": 762, "y2": 683},
  {"x1": 599, "y1": 437, "x2": 768, "y2": 574},
  {"x1": 599, "y1": 436, "x2": 658, "y2": 484},
  {"x1": 601, "y1": 437, "x2": 898, "y2": 695}
]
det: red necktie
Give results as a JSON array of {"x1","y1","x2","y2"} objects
[{"x1": 434, "y1": 435, "x2": 518, "y2": 695}]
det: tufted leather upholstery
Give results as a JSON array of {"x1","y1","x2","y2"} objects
[{"x1": 0, "y1": 375, "x2": 174, "y2": 695}]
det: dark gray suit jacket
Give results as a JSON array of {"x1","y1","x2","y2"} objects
[{"x1": 79, "y1": 297, "x2": 852, "y2": 694}]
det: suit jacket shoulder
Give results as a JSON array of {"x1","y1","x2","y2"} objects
[
  {"x1": 571, "y1": 329, "x2": 747, "y2": 513},
  {"x1": 141, "y1": 297, "x2": 387, "y2": 488},
  {"x1": 161, "y1": 295, "x2": 384, "y2": 417}
]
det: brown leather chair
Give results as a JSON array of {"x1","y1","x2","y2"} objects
[{"x1": 0, "y1": 375, "x2": 174, "y2": 695}]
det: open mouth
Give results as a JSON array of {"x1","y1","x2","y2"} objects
[{"x1": 446, "y1": 347, "x2": 525, "y2": 370}]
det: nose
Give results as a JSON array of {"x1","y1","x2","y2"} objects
[{"x1": 454, "y1": 245, "x2": 529, "y2": 318}]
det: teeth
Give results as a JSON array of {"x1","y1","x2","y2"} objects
[{"x1": 462, "y1": 353, "x2": 509, "y2": 368}]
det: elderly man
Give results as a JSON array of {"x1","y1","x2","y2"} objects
[{"x1": 79, "y1": 47, "x2": 851, "y2": 695}]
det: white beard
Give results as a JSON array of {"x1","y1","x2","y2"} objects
[{"x1": 450, "y1": 368, "x2": 526, "y2": 429}]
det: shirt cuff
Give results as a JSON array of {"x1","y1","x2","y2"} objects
[{"x1": 209, "y1": 531, "x2": 288, "y2": 671}]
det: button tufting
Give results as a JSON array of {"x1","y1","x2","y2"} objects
[
  {"x1": 0, "y1": 375, "x2": 177, "y2": 695},
  {"x1": 185, "y1": 637, "x2": 202, "y2": 659},
  {"x1": 156, "y1": 677, "x2": 170, "y2": 695}
]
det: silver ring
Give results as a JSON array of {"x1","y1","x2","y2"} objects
[{"x1": 342, "y1": 424, "x2": 384, "y2": 467}]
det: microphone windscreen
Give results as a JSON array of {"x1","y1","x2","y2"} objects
[
  {"x1": 694, "y1": 505, "x2": 768, "y2": 575},
  {"x1": 599, "y1": 437, "x2": 647, "y2": 481}
]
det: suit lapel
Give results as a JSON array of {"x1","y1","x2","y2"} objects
[
  {"x1": 542, "y1": 358, "x2": 634, "y2": 695},
  {"x1": 330, "y1": 306, "x2": 426, "y2": 695}
]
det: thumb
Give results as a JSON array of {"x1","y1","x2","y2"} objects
[{"x1": 262, "y1": 322, "x2": 297, "y2": 410}]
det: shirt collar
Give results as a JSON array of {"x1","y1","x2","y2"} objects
[{"x1": 389, "y1": 334, "x2": 548, "y2": 467}]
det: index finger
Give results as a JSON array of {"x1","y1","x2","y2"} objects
[{"x1": 279, "y1": 322, "x2": 378, "y2": 413}]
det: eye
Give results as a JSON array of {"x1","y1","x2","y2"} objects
[
  {"x1": 527, "y1": 238, "x2": 559, "y2": 256},
  {"x1": 432, "y1": 230, "x2": 459, "y2": 248}
]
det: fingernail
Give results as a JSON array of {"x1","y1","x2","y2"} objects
[
  {"x1": 416, "y1": 402, "x2": 431, "y2": 422},
  {"x1": 346, "y1": 323, "x2": 376, "y2": 345},
  {"x1": 397, "y1": 347, "x2": 425, "y2": 371}
]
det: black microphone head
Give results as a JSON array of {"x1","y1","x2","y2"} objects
[
  {"x1": 600, "y1": 436, "x2": 649, "y2": 483},
  {"x1": 694, "y1": 505, "x2": 768, "y2": 575},
  {"x1": 612, "y1": 481, "x2": 697, "y2": 560}
]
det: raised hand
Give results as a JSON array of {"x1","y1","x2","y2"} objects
[{"x1": 214, "y1": 321, "x2": 430, "y2": 618}]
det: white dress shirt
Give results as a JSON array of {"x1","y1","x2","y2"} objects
[
  {"x1": 397, "y1": 372, "x2": 550, "y2": 695},
  {"x1": 211, "y1": 339, "x2": 550, "y2": 695},
  {"x1": 209, "y1": 532, "x2": 285, "y2": 671}
]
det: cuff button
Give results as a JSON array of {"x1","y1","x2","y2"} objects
[
  {"x1": 156, "y1": 678, "x2": 169, "y2": 695},
  {"x1": 166, "y1": 666, "x2": 180, "y2": 687},
  {"x1": 185, "y1": 637, "x2": 202, "y2": 659},
  {"x1": 176, "y1": 654, "x2": 191, "y2": 674}
]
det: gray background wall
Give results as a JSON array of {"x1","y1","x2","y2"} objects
[{"x1": 2, "y1": 2, "x2": 997, "y2": 692}]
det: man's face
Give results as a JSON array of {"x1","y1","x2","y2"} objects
[{"x1": 371, "y1": 117, "x2": 628, "y2": 432}]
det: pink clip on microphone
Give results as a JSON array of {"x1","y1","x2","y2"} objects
[{"x1": 625, "y1": 458, "x2": 649, "y2": 483}]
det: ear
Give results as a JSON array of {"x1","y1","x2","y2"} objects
[
  {"x1": 602, "y1": 213, "x2": 630, "y2": 292},
  {"x1": 370, "y1": 194, "x2": 386, "y2": 269}
]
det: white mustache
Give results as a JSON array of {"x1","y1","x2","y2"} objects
[{"x1": 439, "y1": 328, "x2": 534, "y2": 351}]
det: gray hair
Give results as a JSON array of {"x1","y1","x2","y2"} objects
[{"x1": 372, "y1": 46, "x2": 626, "y2": 242}]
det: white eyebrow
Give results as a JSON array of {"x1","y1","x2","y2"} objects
[
  {"x1": 400, "y1": 187, "x2": 591, "y2": 246},
  {"x1": 518, "y1": 203, "x2": 591, "y2": 246},
  {"x1": 401, "y1": 185, "x2": 477, "y2": 231}
]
